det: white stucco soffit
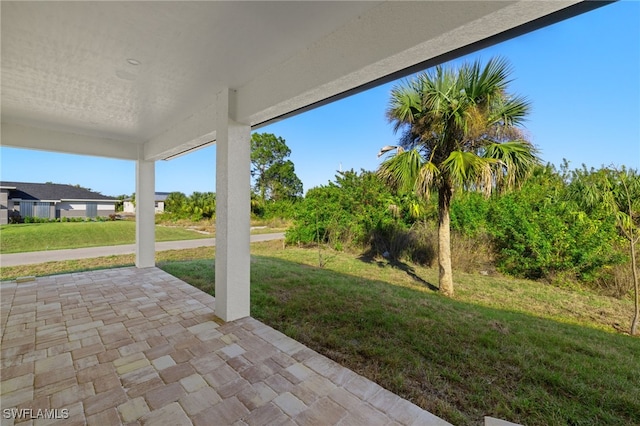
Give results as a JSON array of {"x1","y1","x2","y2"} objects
[{"x1": 1, "y1": 1, "x2": 596, "y2": 162}]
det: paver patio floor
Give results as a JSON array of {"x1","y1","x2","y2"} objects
[{"x1": 0, "y1": 267, "x2": 450, "y2": 425}]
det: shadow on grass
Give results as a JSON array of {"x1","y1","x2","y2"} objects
[
  {"x1": 160, "y1": 253, "x2": 640, "y2": 426},
  {"x1": 357, "y1": 254, "x2": 439, "y2": 292}
]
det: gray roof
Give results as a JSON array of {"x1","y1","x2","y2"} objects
[
  {"x1": 0, "y1": 181, "x2": 116, "y2": 201},
  {"x1": 124, "y1": 192, "x2": 171, "y2": 202},
  {"x1": 155, "y1": 192, "x2": 171, "y2": 202}
]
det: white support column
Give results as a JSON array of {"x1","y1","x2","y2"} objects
[
  {"x1": 135, "y1": 159, "x2": 156, "y2": 268},
  {"x1": 215, "y1": 89, "x2": 251, "y2": 321}
]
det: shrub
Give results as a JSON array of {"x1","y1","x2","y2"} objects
[
  {"x1": 285, "y1": 183, "x2": 343, "y2": 245},
  {"x1": 364, "y1": 220, "x2": 437, "y2": 265},
  {"x1": 450, "y1": 192, "x2": 489, "y2": 237},
  {"x1": 286, "y1": 169, "x2": 442, "y2": 262},
  {"x1": 594, "y1": 257, "x2": 636, "y2": 298},
  {"x1": 262, "y1": 199, "x2": 298, "y2": 220},
  {"x1": 8, "y1": 211, "x2": 22, "y2": 224},
  {"x1": 22, "y1": 216, "x2": 57, "y2": 223},
  {"x1": 450, "y1": 232, "x2": 495, "y2": 274},
  {"x1": 287, "y1": 164, "x2": 631, "y2": 295},
  {"x1": 486, "y1": 167, "x2": 625, "y2": 284},
  {"x1": 286, "y1": 170, "x2": 403, "y2": 250}
]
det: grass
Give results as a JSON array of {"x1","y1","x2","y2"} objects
[
  {"x1": 0, "y1": 220, "x2": 211, "y2": 254},
  {"x1": 0, "y1": 221, "x2": 211, "y2": 254},
  {"x1": 153, "y1": 215, "x2": 291, "y2": 235},
  {"x1": 0, "y1": 247, "x2": 214, "y2": 280},
  {"x1": 2, "y1": 241, "x2": 638, "y2": 425},
  {"x1": 159, "y1": 241, "x2": 639, "y2": 426},
  {"x1": 0, "y1": 220, "x2": 286, "y2": 254}
]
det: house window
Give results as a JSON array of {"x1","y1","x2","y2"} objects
[
  {"x1": 34, "y1": 202, "x2": 50, "y2": 218},
  {"x1": 21, "y1": 201, "x2": 50, "y2": 218},
  {"x1": 21, "y1": 201, "x2": 33, "y2": 217},
  {"x1": 86, "y1": 202, "x2": 98, "y2": 218}
]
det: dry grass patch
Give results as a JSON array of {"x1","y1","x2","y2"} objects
[{"x1": 0, "y1": 248, "x2": 214, "y2": 281}]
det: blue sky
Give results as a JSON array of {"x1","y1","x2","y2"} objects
[{"x1": 1, "y1": 1, "x2": 638, "y2": 197}]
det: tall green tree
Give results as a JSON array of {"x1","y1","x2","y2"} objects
[
  {"x1": 261, "y1": 160, "x2": 303, "y2": 201},
  {"x1": 568, "y1": 166, "x2": 640, "y2": 335},
  {"x1": 377, "y1": 57, "x2": 538, "y2": 296},
  {"x1": 251, "y1": 133, "x2": 303, "y2": 202}
]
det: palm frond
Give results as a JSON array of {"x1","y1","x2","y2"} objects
[
  {"x1": 566, "y1": 176, "x2": 605, "y2": 212},
  {"x1": 414, "y1": 161, "x2": 440, "y2": 199},
  {"x1": 488, "y1": 94, "x2": 531, "y2": 127},
  {"x1": 476, "y1": 57, "x2": 512, "y2": 93},
  {"x1": 387, "y1": 80, "x2": 422, "y2": 133},
  {"x1": 483, "y1": 141, "x2": 540, "y2": 190},
  {"x1": 377, "y1": 148, "x2": 425, "y2": 194},
  {"x1": 441, "y1": 150, "x2": 498, "y2": 197},
  {"x1": 616, "y1": 211, "x2": 635, "y2": 238},
  {"x1": 377, "y1": 148, "x2": 441, "y2": 200}
]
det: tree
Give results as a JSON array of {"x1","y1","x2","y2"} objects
[
  {"x1": 184, "y1": 192, "x2": 216, "y2": 219},
  {"x1": 377, "y1": 57, "x2": 538, "y2": 296},
  {"x1": 114, "y1": 194, "x2": 129, "y2": 212},
  {"x1": 251, "y1": 133, "x2": 303, "y2": 201},
  {"x1": 164, "y1": 192, "x2": 188, "y2": 214},
  {"x1": 261, "y1": 160, "x2": 303, "y2": 201},
  {"x1": 568, "y1": 166, "x2": 640, "y2": 335},
  {"x1": 286, "y1": 169, "x2": 400, "y2": 249}
]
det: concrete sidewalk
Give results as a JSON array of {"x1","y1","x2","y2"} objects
[{"x1": 0, "y1": 232, "x2": 285, "y2": 267}]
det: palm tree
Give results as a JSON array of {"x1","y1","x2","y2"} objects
[
  {"x1": 185, "y1": 191, "x2": 216, "y2": 219},
  {"x1": 165, "y1": 191, "x2": 188, "y2": 214},
  {"x1": 377, "y1": 57, "x2": 539, "y2": 296}
]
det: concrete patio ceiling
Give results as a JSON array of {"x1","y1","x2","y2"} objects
[{"x1": 1, "y1": 1, "x2": 604, "y2": 161}]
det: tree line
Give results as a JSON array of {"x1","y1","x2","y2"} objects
[{"x1": 286, "y1": 57, "x2": 639, "y2": 335}]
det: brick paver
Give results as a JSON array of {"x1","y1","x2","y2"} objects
[{"x1": 0, "y1": 267, "x2": 450, "y2": 425}]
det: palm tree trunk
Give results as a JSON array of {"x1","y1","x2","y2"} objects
[
  {"x1": 630, "y1": 236, "x2": 639, "y2": 335},
  {"x1": 438, "y1": 182, "x2": 454, "y2": 296}
]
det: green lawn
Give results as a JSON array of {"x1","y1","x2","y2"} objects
[
  {"x1": 158, "y1": 241, "x2": 639, "y2": 426},
  {"x1": 0, "y1": 221, "x2": 210, "y2": 253}
]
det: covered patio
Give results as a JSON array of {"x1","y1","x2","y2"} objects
[
  {"x1": 1, "y1": 1, "x2": 608, "y2": 424},
  {"x1": 1, "y1": 267, "x2": 449, "y2": 425}
]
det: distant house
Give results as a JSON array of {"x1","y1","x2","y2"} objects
[
  {"x1": 123, "y1": 192, "x2": 171, "y2": 214},
  {"x1": 0, "y1": 181, "x2": 117, "y2": 224}
]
